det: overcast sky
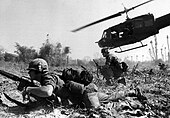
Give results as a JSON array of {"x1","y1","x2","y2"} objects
[{"x1": 0, "y1": 0, "x2": 170, "y2": 61}]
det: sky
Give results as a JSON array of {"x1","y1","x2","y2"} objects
[{"x1": 0, "y1": 0, "x2": 170, "y2": 61}]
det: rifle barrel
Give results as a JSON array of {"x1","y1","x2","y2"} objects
[{"x1": 0, "y1": 69, "x2": 20, "y2": 81}]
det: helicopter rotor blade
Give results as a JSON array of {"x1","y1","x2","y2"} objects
[
  {"x1": 71, "y1": 13, "x2": 122, "y2": 32},
  {"x1": 71, "y1": 0, "x2": 154, "y2": 32},
  {"x1": 125, "y1": 0, "x2": 154, "y2": 13}
]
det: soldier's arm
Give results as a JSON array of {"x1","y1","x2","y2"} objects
[
  {"x1": 105, "y1": 56, "x2": 112, "y2": 66},
  {"x1": 24, "y1": 75, "x2": 57, "y2": 98},
  {"x1": 25, "y1": 85, "x2": 54, "y2": 97}
]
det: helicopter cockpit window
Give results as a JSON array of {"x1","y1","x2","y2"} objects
[
  {"x1": 134, "y1": 21, "x2": 143, "y2": 28},
  {"x1": 111, "y1": 31, "x2": 119, "y2": 38},
  {"x1": 119, "y1": 32, "x2": 124, "y2": 38},
  {"x1": 102, "y1": 29, "x2": 114, "y2": 39},
  {"x1": 144, "y1": 19, "x2": 153, "y2": 27},
  {"x1": 102, "y1": 31, "x2": 107, "y2": 38}
]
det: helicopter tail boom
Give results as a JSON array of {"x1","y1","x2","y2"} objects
[{"x1": 155, "y1": 13, "x2": 170, "y2": 30}]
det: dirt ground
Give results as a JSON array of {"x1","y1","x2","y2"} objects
[{"x1": 0, "y1": 67, "x2": 170, "y2": 118}]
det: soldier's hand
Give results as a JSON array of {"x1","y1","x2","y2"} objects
[{"x1": 22, "y1": 87, "x2": 31, "y2": 101}]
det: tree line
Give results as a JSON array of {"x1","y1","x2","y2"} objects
[{"x1": 0, "y1": 39, "x2": 71, "y2": 66}]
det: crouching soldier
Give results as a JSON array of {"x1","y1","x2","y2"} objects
[{"x1": 101, "y1": 48, "x2": 128, "y2": 86}]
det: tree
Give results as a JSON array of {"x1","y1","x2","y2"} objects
[
  {"x1": 62, "y1": 46, "x2": 71, "y2": 65},
  {"x1": 14, "y1": 42, "x2": 38, "y2": 62},
  {"x1": 4, "y1": 52, "x2": 18, "y2": 62},
  {"x1": 39, "y1": 39, "x2": 53, "y2": 62},
  {"x1": 62, "y1": 47, "x2": 70, "y2": 56},
  {"x1": 39, "y1": 39, "x2": 71, "y2": 66},
  {"x1": 0, "y1": 46, "x2": 5, "y2": 61}
]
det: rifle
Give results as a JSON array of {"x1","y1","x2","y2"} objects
[
  {"x1": 93, "y1": 59, "x2": 100, "y2": 78},
  {"x1": 0, "y1": 69, "x2": 36, "y2": 91},
  {"x1": 93, "y1": 59, "x2": 111, "y2": 79},
  {"x1": 0, "y1": 69, "x2": 55, "y2": 108},
  {"x1": 93, "y1": 59, "x2": 99, "y2": 67}
]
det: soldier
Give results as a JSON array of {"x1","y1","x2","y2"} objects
[
  {"x1": 23, "y1": 58, "x2": 102, "y2": 109},
  {"x1": 22, "y1": 58, "x2": 66, "y2": 108},
  {"x1": 61, "y1": 68, "x2": 96, "y2": 108},
  {"x1": 22, "y1": 58, "x2": 95, "y2": 108},
  {"x1": 101, "y1": 48, "x2": 127, "y2": 85},
  {"x1": 66, "y1": 78, "x2": 145, "y2": 109},
  {"x1": 54, "y1": 66, "x2": 141, "y2": 109},
  {"x1": 60, "y1": 67, "x2": 143, "y2": 109}
]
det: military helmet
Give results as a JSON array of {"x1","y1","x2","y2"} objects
[
  {"x1": 27, "y1": 58, "x2": 48, "y2": 73},
  {"x1": 101, "y1": 48, "x2": 109, "y2": 54}
]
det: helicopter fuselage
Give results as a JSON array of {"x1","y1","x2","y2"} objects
[{"x1": 98, "y1": 13, "x2": 161, "y2": 48}]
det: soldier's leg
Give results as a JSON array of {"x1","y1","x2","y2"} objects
[
  {"x1": 82, "y1": 83, "x2": 100, "y2": 108},
  {"x1": 54, "y1": 87, "x2": 71, "y2": 106},
  {"x1": 83, "y1": 92, "x2": 100, "y2": 109},
  {"x1": 68, "y1": 94, "x2": 85, "y2": 108},
  {"x1": 107, "y1": 91, "x2": 126, "y2": 101},
  {"x1": 104, "y1": 89, "x2": 136, "y2": 102},
  {"x1": 97, "y1": 92, "x2": 110, "y2": 102},
  {"x1": 110, "y1": 66, "x2": 123, "y2": 80},
  {"x1": 106, "y1": 88, "x2": 145, "y2": 102},
  {"x1": 100, "y1": 65, "x2": 114, "y2": 85}
]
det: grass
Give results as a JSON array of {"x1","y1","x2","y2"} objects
[{"x1": 0, "y1": 61, "x2": 170, "y2": 117}]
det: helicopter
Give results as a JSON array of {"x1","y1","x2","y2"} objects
[{"x1": 72, "y1": 0, "x2": 170, "y2": 53}]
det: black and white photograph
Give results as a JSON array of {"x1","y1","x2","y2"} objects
[{"x1": 0, "y1": 0, "x2": 170, "y2": 117}]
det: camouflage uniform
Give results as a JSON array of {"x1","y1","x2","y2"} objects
[
  {"x1": 60, "y1": 68, "x2": 108, "y2": 108},
  {"x1": 26, "y1": 58, "x2": 67, "y2": 106},
  {"x1": 40, "y1": 72, "x2": 67, "y2": 105},
  {"x1": 105, "y1": 54, "x2": 123, "y2": 79},
  {"x1": 101, "y1": 49, "x2": 127, "y2": 85},
  {"x1": 29, "y1": 63, "x2": 86, "y2": 107},
  {"x1": 79, "y1": 83, "x2": 139, "y2": 109},
  {"x1": 57, "y1": 80, "x2": 85, "y2": 106},
  {"x1": 60, "y1": 68, "x2": 137, "y2": 109}
]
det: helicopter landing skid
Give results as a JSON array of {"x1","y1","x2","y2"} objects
[{"x1": 115, "y1": 42, "x2": 147, "y2": 53}]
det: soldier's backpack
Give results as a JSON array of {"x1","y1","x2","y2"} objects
[
  {"x1": 80, "y1": 70, "x2": 93, "y2": 86},
  {"x1": 61, "y1": 68, "x2": 93, "y2": 86},
  {"x1": 61, "y1": 68, "x2": 81, "y2": 83}
]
